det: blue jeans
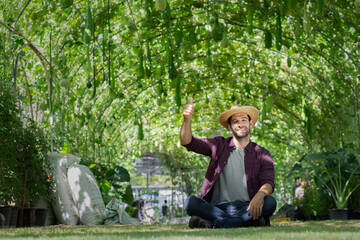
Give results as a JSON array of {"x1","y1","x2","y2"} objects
[{"x1": 185, "y1": 195, "x2": 277, "y2": 228}]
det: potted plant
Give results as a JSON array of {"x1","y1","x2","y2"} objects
[
  {"x1": 1, "y1": 75, "x2": 53, "y2": 227},
  {"x1": 304, "y1": 151, "x2": 360, "y2": 220},
  {"x1": 292, "y1": 182, "x2": 332, "y2": 220},
  {"x1": 17, "y1": 121, "x2": 53, "y2": 227},
  {"x1": 0, "y1": 76, "x2": 23, "y2": 227}
]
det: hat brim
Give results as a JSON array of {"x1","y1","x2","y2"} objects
[{"x1": 218, "y1": 106, "x2": 259, "y2": 129}]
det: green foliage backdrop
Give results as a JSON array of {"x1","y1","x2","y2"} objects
[{"x1": 1, "y1": 0, "x2": 360, "y2": 200}]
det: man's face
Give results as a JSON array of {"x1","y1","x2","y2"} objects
[
  {"x1": 296, "y1": 178, "x2": 302, "y2": 185},
  {"x1": 228, "y1": 113, "x2": 253, "y2": 139},
  {"x1": 301, "y1": 181, "x2": 307, "y2": 187}
]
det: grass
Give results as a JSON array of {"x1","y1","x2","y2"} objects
[{"x1": 0, "y1": 220, "x2": 359, "y2": 240}]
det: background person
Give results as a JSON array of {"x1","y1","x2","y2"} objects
[
  {"x1": 162, "y1": 200, "x2": 168, "y2": 216},
  {"x1": 295, "y1": 180, "x2": 307, "y2": 200},
  {"x1": 292, "y1": 177, "x2": 302, "y2": 197}
]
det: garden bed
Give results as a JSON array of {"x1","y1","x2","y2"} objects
[{"x1": 0, "y1": 220, "x2": 359, "y2": 240}]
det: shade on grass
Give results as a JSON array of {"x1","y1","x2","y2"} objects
[{"x1": 0, "y1": 221, "x2": 359, "y2": 240}]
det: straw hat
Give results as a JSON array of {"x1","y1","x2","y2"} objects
[{"x1": 218, "y1": 105, "x2": 259, "y2": 129}]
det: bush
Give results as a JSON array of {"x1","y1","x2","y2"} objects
[
  {"x1": 293, "y1": 183, "x2": 332, "y2": 218},
  {"x1": 18, "y1": 120, "x2": 53, "y2": 206},
  {"x1": 0, "y1": 76, "x2": 22, "y2": 204},
  {"x1": 87, "y1": 161, "x2": 134, "y2": 206},
  {"x1": 0, "y1": 76, "x2": 53, "y2": 206},
  {"x1": 291, "y1": 149, "x2": 360, "y2": 212}
]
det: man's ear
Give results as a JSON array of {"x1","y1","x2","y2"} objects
[
  {"x1": 249, "y1": 119, "x2": 254, "y2": 128},
  {"x1": 227, "y1": 124, "x2": 232, "y2": 131}
]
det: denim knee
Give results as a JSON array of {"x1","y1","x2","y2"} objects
[
  {"x1": 184, "y1": 195, "x2": 198, "y2": 214},
  {"x1": 263, "y1": 195, "x2": 277, "y2": 218}
]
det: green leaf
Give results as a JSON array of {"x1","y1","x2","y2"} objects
[
  {"x1": 166, "y1": 36, "x2": 172, "y2": 64},
  {"x1": 168, "y1": 59, "x2": 178, "y2": 80},
  {"x1": 304, "y1": 153, "x2": 329, "y2": 161},
  {"x1": 220, "y1": 32, "x2": 230, "y2": 48},
  {"x1": 303, "y1": 10, "x2": 311, "y2": 34},
  {"x1": 138, "y1": 122, "x2": 144, "y2": 140},
  {"x1": 205, "y1": 48, "x2": 212, "y2": 67},
  {"x1": 175, "y1": 75, "x2": 181, "y2": 107},
  {"x1": 88, "y1": 163, "x2": 96, "y2": 169},
  {"x1": 275, "y1": 9, "x2": 282, "y2": 51},
  {"x1": 231, "y1": 92, "x2": 236, "y2": 102},
  {"x1": 145, "y1": 0, "x2": 152, "y2": 20},
  {"x1": 99, "y1": 179, "x2": 111, "y2": 194},
  {"x1": 247, "y1": 4, "x2": 254, "y2": 34},
  {"x1": 138, "y1": 48, "x2": 145, "y2": 79},
  {"x1": 244, "y1": 83, "x2": 251, "y2": 96},
  {"x1": 61, "y1": 0, "x2": 73, "y2": 9},
  {"x1": 264, "y1": 29, "x2": 272, "y2": 49},
  {"x1": 174, "y1": 22, "x2": 183, "y2": 45},
  {"x1": 287, "y1": 56, "x2": 292, "y2": 68},
  {"x1": 189, "y1": 28, "x2": 197, "y2": 45},
  {"x1": 106, "y1": 166, "x2": 131, "y2": 182},
  {"x1": 317, "y1": 0, "x2": 325, "y2": 15},
  {"x1": 155, "y1": 0, "x2": 167, "y2": 11},
  {"x1": 121, "y1": 185, "x2": 134, "y2": 205},
  {"x1": 83, "y1": 6, "x2": 93, "y2": 45},
  {"x1": 280, "y1": 0, "x2": 289, "y2": 16},
  {"x1": 212, "y1": 18, "x2": 223, "y2": 42}
]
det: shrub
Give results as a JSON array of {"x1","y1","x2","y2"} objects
[
  {"x1": 293, "y1": 183, "x2": 332, "y2": 218},
  {"x1": 0, "y1": 75, "x2": 53, "y2": 206},
  {"x1": 18, "y1": 120, "x2": 53, "y2": 206},
  {"x1": 0, "y1": 76, "x2": 22, "y2": 204}
]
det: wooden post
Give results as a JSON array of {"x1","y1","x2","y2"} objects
[
  {"x1": 180, "y1": 170, "x2": 184, "y2": 217},
  {"x1": 171, "y1": 174, "x2": 174, "y2": 217}
]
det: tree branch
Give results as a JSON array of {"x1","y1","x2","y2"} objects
[
  {"x1": 14, "y1": 0, "x2": 32, "y2": 27},
  {"x1": 19, "y1": 59, "x2": 34, "y2": 120},
  {"x1": 0, "y1": 20, "x2": 49, "y2": 66},
  {"x1": 0, "y1": 20, "x2": 51, "y2": 97}
]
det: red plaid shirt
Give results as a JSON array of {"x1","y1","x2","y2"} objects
[{"x1": 182, "y1": 136, "x2": 275, "y2": 202}]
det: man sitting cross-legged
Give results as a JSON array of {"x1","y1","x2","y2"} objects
[{"x1": 180, "y1": 98, "x2": 277, "y2": 228}]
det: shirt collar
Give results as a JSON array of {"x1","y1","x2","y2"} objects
[
  {"x1": 244, "y1": 140, "x2": 254, "y2": 153},
  {"x1": 228, "y1": 137, "x2": 253, "y2": 152},
  {"x1": 229, "y1": 137, "x2": 235, "y2": 148}
]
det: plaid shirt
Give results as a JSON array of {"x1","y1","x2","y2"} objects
[{"x1": 182, "y1": 136, "x2": 275, "y2": 202}]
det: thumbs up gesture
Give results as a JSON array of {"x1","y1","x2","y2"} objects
[{"x1": 183, "y1": 97, "x2": 194, "y2": 120}]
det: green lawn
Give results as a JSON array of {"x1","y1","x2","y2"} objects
[{"x1": 1, "y1": 221, "x2": 359, "y2": 240}]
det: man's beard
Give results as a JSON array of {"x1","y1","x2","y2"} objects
[{"x1": 230, "y1": 124, "x2": 250, "y2": 139}]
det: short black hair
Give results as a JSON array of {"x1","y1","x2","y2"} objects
[
  {"x1": 295, "y1": 176, "x2": 301, "y2": 181},
  {"x1": 227, "y1": 114, "x2": 251, "y2": 125}
]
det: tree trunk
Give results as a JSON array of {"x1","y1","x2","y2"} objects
[{"x1": 18, "y1": 169, "x2": 27, "y2": 227}]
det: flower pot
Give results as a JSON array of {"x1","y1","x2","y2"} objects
[
  {"x1": 34, "y1": 208, "x2": 48, "y2": 226},
  {"x1": 329, "y1": 208, "x2": 349, "y2": 220},
  {"x1": 20, "y1": 207, "x2": 36, "y2": 227},
  {"x1": 0, "y1": 205, "x2": 12, "y2": 228},
  {"x1": 315, "y1": 214, "x2": 329, "y2": 221},
  {"x1": 9, "y1": 206, "x2": 20, "y2": 227}
]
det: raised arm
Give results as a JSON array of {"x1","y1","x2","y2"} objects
[{"x1": 180, "y1": 97, "x2": 194, "y2": 145}]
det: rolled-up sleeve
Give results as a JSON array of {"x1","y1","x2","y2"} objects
[
  {"x1": 259, "y1": 149, "x2": 275, "y2": 192},
  {"x1": 182, "y1": 136, "x2": 214, "y2": 157}
]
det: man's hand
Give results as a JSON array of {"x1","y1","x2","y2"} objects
[
  {"x1": 180, "y1": 97, "x2": 194, "y2": 145},
  {"x1": 183, "y1": 97, "x2": 194, "y2": 120},
  {"x1": 247, "y1": 192, "x2": 265, "y2": 220}
]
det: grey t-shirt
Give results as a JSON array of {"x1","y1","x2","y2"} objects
[{"x1": 211, "y1": 147, "x2": 250, "y2": 204}]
